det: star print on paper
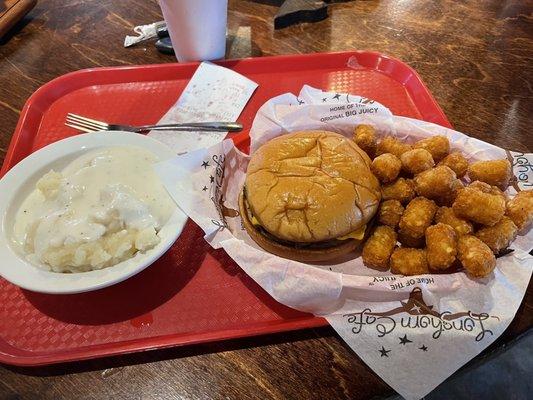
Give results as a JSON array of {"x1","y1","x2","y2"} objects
[
  {"x1": 201, "y1": 160, "x2": 210, "y2": 169},
  {"x1": 419, "y1": 345, "x2": 428, "y2": 352},
  {"x1": 379, "y1": 346, "x2": 391, "y2": 357},
  {"x1": 297, "y1": 98, "x2": 304, "y2": 105},
  {"x1": 399, "y1": 334, "x2": 412, "y2": 345},
  {"x1": 412, "y1": 304, "x2": 422, "y2": 313},
  {"x1": 210, "y1": 175, "x2": 215, "y2": 183},
  {"x1": 332, "y1": 93, "x2": 341, "y2": 100},
  {"x1": 202, "y1": 186, "x2": 208, "y2": 191},
  {"x1": 322, "y1": 97, "x2": 327, "y2": 102}
]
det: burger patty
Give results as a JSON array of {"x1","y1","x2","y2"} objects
[{"x1": 256, "y1": 225, "x2": 348, "y2": 249}]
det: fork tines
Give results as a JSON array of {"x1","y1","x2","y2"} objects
[{"x1": 65, "y1": 113, "x2": 109, "y2": 133}]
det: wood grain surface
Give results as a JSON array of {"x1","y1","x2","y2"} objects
[
  {"x1": 0, "y1": 0, "x2": 37, "y2": 38},
  {"x1": 0, "y1": 0, "x2": 532, "y2": 398}
]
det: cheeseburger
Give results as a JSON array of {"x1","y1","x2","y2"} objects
[{"x1": 240, "y1": 131, "x2": 381, "y2": 262}]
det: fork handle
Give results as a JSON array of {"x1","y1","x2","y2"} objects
[{"x1": 135, "y1": 122, "x2": 243, "y2": 133}]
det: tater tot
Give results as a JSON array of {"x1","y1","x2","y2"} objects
[
  {"x1": 426, "y1": 223, "x2": 457, "y2": 270},
  {"x1": 400, "y1": 149, "x2": 435, "y2": 174},
  {"x1": 371, "y1": 153, "x2": 402, "y2": 183},
  {"x1": 382, "y1": 178, "x2": 416, "y2": 204},
  {"x1": 362, "y1": 226, "x2": 397, "y2": 270},
  {"x1": 376, "y1": 136, "x2": 412, "y2": 158},
  {"x1": 353, "y1": 124, "x2": 377, "y2": 158},
  {"x1": 452, "y1": 181, "x2": 506, "y2": 226},
  {"x1": 413, "y1": 135, "x2": 450, "y2": 162},
  {"x1": 398, "y1": 232, "x2": 424, "y2": 248},
  {"x1": 390, "y1": 248, "x2": 428, "y2": 276},
  {"x1": 475, "y1": 216, "x2": 518, "y2": 254},
  {"x1": 468, "y1": 159, "x2": 512, "y2": 190},
  {"x1": 435, "y1": 206, "x2": 474, "y2": 236},
  {"x1": 414, "y1": 166, "x2": 456, "y2": 200},
  {"x1": 438, "y1": 152, "x2": 469, "y2": 178},
  {"x1": 506, "y1": 190, "x2": 533, "y2": 235},
  {"x1": 468, "y1": 180, "x2": 508, "y2": 202},
  {"x1": 378, "y1": 199, "x2": 404, "y2": 229},
  {"x1": 457, "y1": 235, "x2": 496, "y2": 278},
  {"x1": 398, "y1": 197, "x2": 438, "y2": 247},
  {"x1": 438, "y1": 179, "x2": 464, "y2": 207}
]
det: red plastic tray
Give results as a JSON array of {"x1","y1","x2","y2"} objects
[{"x1": 0, "y1": 51, "x2": 451, "y2": 366}]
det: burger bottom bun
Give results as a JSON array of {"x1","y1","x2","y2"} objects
[{"x1": 239, "y1": 190, "x2": 361, "y2": 263}]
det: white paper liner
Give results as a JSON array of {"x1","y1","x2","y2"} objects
[{"x1": 155, "y1": 86, "x2": 533, "y2": 400}]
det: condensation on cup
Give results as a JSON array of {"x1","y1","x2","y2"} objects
[{"x1": 159, "y1": 0, "x2": 228, "y2": 62}]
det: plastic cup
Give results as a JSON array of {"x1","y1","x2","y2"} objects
[{"x1": 159, "y1": 0, "x2": 228, "y2": 62}]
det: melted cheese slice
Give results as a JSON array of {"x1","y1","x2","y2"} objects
[{"x1": 337, "y1": 225, "x2": 366, "y2": 240}]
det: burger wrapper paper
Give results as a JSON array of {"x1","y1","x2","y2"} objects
[{"x1": 155, "y1": 85, "x2": 533, "y2": 400}]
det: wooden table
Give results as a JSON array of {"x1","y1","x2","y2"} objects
[{"x1": 0, "y1": 0, "x2": 531, "y2": 398}]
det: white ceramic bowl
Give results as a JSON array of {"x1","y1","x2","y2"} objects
[{"x1": 0, "y1": 132, "x2": 187, "y2": 294}]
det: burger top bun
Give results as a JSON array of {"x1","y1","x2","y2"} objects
[{"x1": 245, "y1": 131, "x2": 381, "y2": 243}]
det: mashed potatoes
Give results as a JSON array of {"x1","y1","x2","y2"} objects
[{"x1": 13, "y1": 146, "x2": 176, "y2": 273}]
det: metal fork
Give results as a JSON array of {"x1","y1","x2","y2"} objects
[{"x1": 65, "y1": 113, "x2": 243, "y2": 133}]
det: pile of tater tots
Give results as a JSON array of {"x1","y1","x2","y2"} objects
[{"x1": 354, "y1": 124, "x2": 533, "y2": 278}]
